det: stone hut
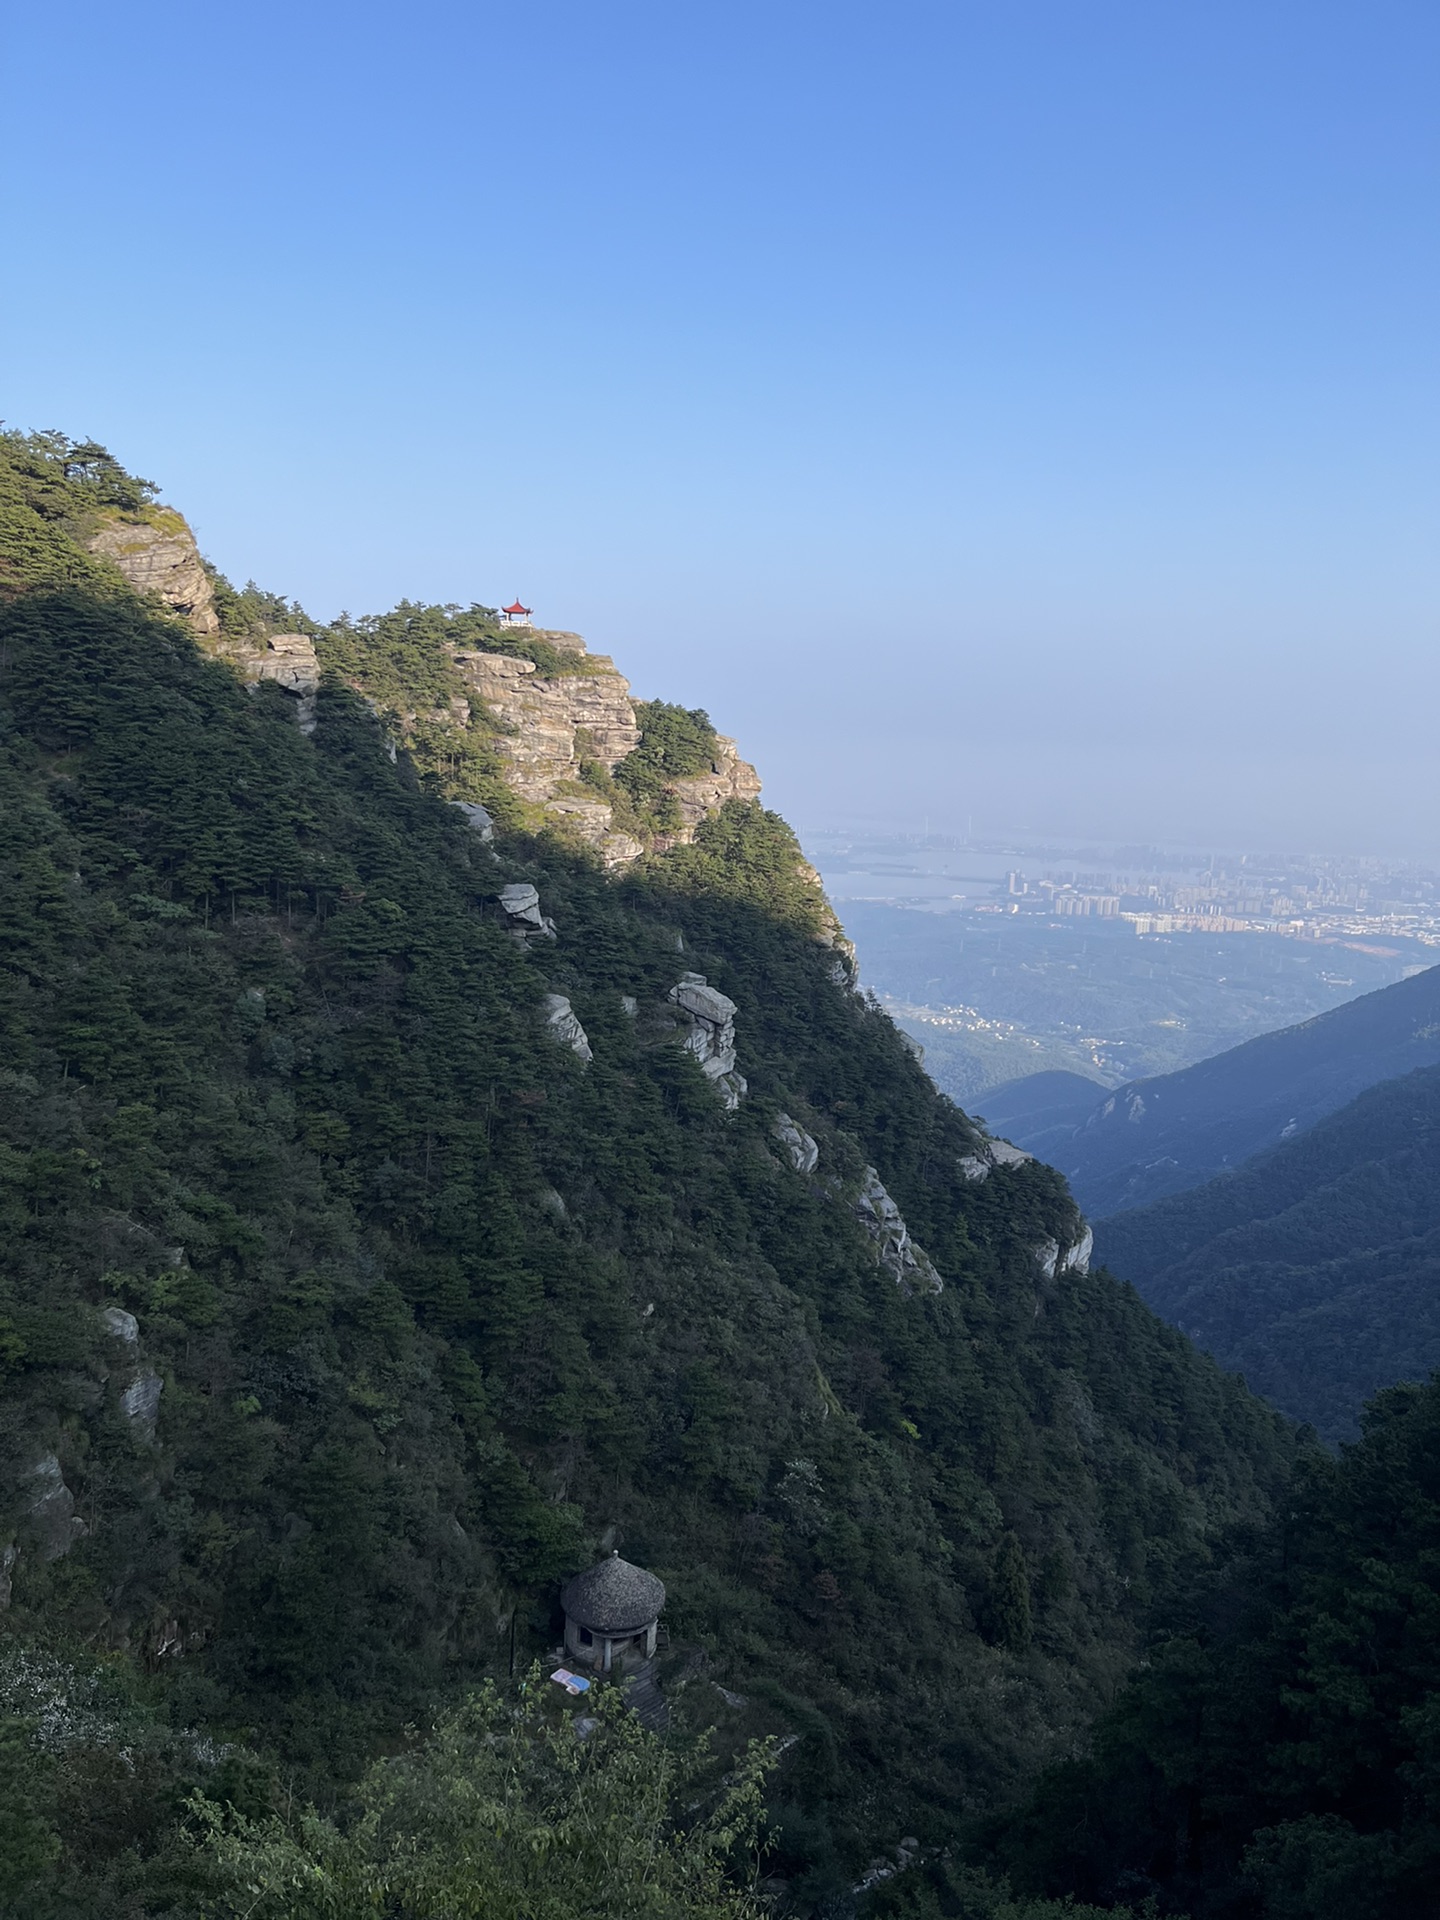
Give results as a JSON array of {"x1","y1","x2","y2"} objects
[{"x1": 560, "y1": 1550, "x2": 665, "y2": 1676}]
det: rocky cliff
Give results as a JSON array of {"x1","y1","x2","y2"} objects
[
  {"x1": 86, "y1": 504, "x2": 759, "y2": 868},
  {"x1": 87, "y1": 506, "x2": 219, "y2": 636}
]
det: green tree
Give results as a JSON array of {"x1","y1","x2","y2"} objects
[{"x1": 192, "y1": 1679, "x2": 774, "y2": 1920}]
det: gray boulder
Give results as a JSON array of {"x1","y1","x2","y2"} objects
[
  {"x1": 23, "y1": 1454, "x2": 86, "y2": 1560},
  {"x1": 121, "y1": 1370, "x2": 163, "y2": 1439},
  {"x1": 668, "y1": 973, "x2": 745, "y2": 1108},
  {"x1": 451, "y1": 800, "x2": 495, "y2": 842},
  {"x1": 498, "y1": 882, "x2": 557, "y2": 940},
  {"x1": 541, "y1": 993, "x2": 593, "y2": 1063},
  {"x1": 773, "y1": 1113, "x2": 819, "y2": 1175},
  {"x1": 100, "y1": 1305, "x2": 139, "y2": 1344},
  {"x1": 855, "y1": 1168, "x2": 942, "y2": 1295}
]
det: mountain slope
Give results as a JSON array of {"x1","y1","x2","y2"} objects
[
  {"x1": 978, "y1": 1376, "x2": 1440, "y2": 1920},
  {"x1": 1032, "y1": 965, "x2": 1440, "y2": 1218},
  {"x1": 977, "y1": 1071, "x2": 1114, "y2": 1160},
  {"x1": 1094, "y1": 1063, "x2": 1440, "y2": 1441},
  {"x1": 0, "y1": 431, "x2": 1293, "y2": 1911}
]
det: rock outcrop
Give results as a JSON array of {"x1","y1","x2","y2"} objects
[
  {"x1": 1033, "y1": 1223, "x2": 1093, "y2": 1280},
  {"x1": 661, "y1": 737, "x2": 763, "y2": 843},
  {"x1": 542, "y1": 993, "x2": 593, "y2": 1062},
  {"x1": 120, "y1": 1370, "x2": 163, "y2": 1439},
  {"x1": 449, "y1": 630, "x2": 760, "y2": 866},
  {"x1": 88, "y1": 508, "x2": 219, "y2": 636},
  {"x1": 454, "y1": 633, "x2": 647, "y2": 866},
  {"x1": 668, "y1": 972, "x2": 746, "y2": 1109},
  {"x1": 497, "y1": 883, "x2": 556, "y2": 942},
  {"x1": 773, "y1": 1112, "x2": 820, "y2": 1175},
  {"x1": 100, "y1": 1305, "x2": 139, "y2": 1344},
  {"x1": 221, "y1": 632, "x2": 322, "y2": 732},
  {"x1": 23, "y1": 1454, "x2": 86, "y2": 1561},
  {"x1": 450, "y1": 800, "x2": 495, "y2": 842},
  {"x1": 855, "y1": 1169, "x2": 943, "y2": 1295},
  {"x1": 959, "y1": 1137, "x2": 1034, "y2": 1181}
]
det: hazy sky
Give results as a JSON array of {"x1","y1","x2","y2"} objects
[{"x1": 4, "y1": 2, "x2": 1438, "y2": 853}]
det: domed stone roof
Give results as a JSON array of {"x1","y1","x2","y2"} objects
[{"x1": 560, "y1": 1551, "x2": 665, "y2": 1634}]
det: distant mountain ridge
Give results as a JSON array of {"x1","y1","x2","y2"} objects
[
  {"x1": 1095, "y1": 1061, "x2": 1440, "y2": 1440},
  {"x1": 1007, "y1": 963, "x2": 1440, "y2": 1217}
]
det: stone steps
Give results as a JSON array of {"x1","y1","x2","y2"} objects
[{"x1": 623, "y1": 1659, "x2": 670, "y2": 1732}]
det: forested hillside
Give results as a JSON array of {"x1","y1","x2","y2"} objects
[
  {"x1": 0, "y1": 431, "x2": 1294, "y2": 1915},
  {"x1": 1038, "y1": 964, "x2": 1440, "y2": 1218},
  {"x1": 1096, "y1": 1064, "x2": 1440, "y2": 1441},
  {"x1": 948, "y1": 1374, "x2": 1440, "y2": 1920}
]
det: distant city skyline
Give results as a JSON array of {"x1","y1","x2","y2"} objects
[{"x1": 5, "y1": 1, "x2": 1437, "y2": 855}]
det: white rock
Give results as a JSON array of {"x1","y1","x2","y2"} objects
[
  {"x1": 715, "y1": 1069, "x2": 747, "y2": 1111},
  {"x1": 619, "y1": 995, "x2": 638, "y2": 1017},
  {"x1": 451, "y1": 800, "x2": 495, "y2": 841},
  {"x1": 671, "y1": 979, "x2": 736, "y2": 1025},
  {"x1": 499, "y1": 882, "x2": 541, "y2": 916},
  {"x1": 987, "y1": 1139, "x2": 1033, "y2": 1167},
  {"x1": 667, "y1": 974, "x2": 744, "y2": 1105},
  {"x1": 100, "y1": 1306, "x2": 139, "y2": 1344},
  {"x1": 541, "y1": 993, "x2": 593, "y2": 1062},
  {"x1": 855, "y1": 1168, "x2": 942, "y2": 1295},
  {"x1": 1063, "y1": 1225, "x2": 1093, "y2": 1275},
  {"x1": 773, "y1": 1113, "x2": 819, "y2": 1175},
  {"x1": 121, "y1": 1370, "x2": 163, "y2": 1438},
  {"x1": 251, "y1": 634, "x2": 321, "y2": 733},
  {"x1": 497, "y1": 882, "x2": 556, "y2": 938},
  {"x1": 958, "y1": 1153, "x2": 990, "y2": 1182}
]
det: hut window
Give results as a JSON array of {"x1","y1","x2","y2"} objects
[{"x1": 579, "y1": 1628, "x2": 593, "y2": 1646}]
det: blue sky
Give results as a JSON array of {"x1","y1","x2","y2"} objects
[{"x1": 4, "y1": 1, "x2": 1438, "y2": 851}]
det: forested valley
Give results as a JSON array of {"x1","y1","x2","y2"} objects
[{"x1": 0, "y1": 431, "x2": 1434, "y2": 1919}]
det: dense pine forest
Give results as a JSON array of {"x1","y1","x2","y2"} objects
[{"x1": 0, "y1": 430, "x2": 1431, "y2": 1918}]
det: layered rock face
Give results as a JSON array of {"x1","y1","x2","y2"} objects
[
  {"x1": 86, "y1": 510, "x2": 323, "y2": 731},
  {"x1": 454, "y1": 629, "x2": 759, "y2": 865},
  {"x1": 668, "y1": 972, "x2": 747, "y2": 1109},
  {"x1": 234, "y1": 633, "x2": 321, "y2": 732},
  {"x1": 86, "y1": 509, "x2": 761, "y2": 864},
  {"x1": 88, "y1": 508, "x2": 219, "y2": 636},
  {"x1": 455, "y1": 637, "x2": 641, "y2": 802},
  {"x1": 659, "y1": 737, "x2": 763, "y2": 845}
]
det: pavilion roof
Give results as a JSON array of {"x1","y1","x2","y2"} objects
[{"x1": 560, "y1": 1552, "x2": 665, "y2": 1634}]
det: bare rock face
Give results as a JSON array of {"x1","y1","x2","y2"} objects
[
  {"x1": 100, "y1": 1305, "x2": 139, "y2": 1344},
  {"x1": 23, "y1": 1454, "x2": 87, "y2": 1561},
  {"x1": 1036, "y1": 1223, "x2": 1093, "y2": 1278},
  {"x1": 455, "y1": 635, "x2": 641, "y2": 807},
  {"x1": 773, "y1": 1112, "x2": 820, "y2": 1175},
  {"x1": 668, "y1": 972, "x2": 746, "y2": 1108},
  {"x1": 452, "y1": 631, "x2": 759, "y2": 865},
  {"x1": 450, "y1": 799, "x2": 495, "y2": 842},
  {"x1": 855, "y1": 1169, "x2": 943, "y2": 1295},
  {"x1": 959, "y1": 1137, "x2": 1034, "y2": 1181},
  {"x1": 88, "y1": 509, "x2": 219, "y2": 637},
  {"x1": 542, "y1": 992, "x2": 593, "y2": 1062},
  {"x1": 497, "y1": 882, "x2": 557, "y2": 942},
  {"x1": 231, "y1": 633, "x2": 321, "y2": 733},
  {"x1": 120, "y1": 1369, "x2": 164, "y2": 1440},
  {"x1": 453, "y1": 637, "x2": 651, "y2": 864},
  {"x1": 663, "y1": 737, "x2": 763, "y2": 844}
]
